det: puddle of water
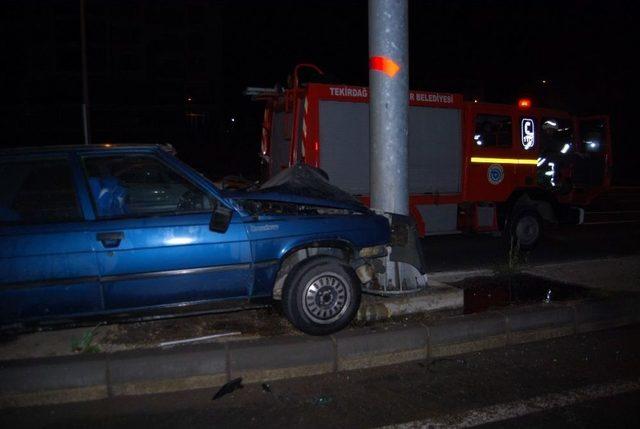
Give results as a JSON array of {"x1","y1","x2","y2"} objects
[{"x1": 455, "y1": 273, "x2": 600, "y2": 314}]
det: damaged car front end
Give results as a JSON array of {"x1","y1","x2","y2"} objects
[{"x1": 226, "y1": 164, "x2": 428, "y2": 305}]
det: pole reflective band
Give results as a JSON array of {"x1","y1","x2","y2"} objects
[
  {"x1": 470, "y1": 157, "x2": 538, "y2": 165},
  {"x1": 369, "y1": 56, "x2": 401, "y2": 78}
]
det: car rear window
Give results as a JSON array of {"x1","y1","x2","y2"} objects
[{"x1": 0, "y1": 159, "x2": 82, "y2": 224}]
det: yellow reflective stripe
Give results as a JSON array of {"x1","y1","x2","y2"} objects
[{"x1": 470, "y1": 157, "x2": 538, "y2": 165}]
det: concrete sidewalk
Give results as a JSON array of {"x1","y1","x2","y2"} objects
[
  {"x1": 427, "y1": 255, "x2": 640, "y2": 292},
  {"x1": 524, "y1": 255, "x2": 640, "y2": 292},
  {"x1": 360, "y1": 254, "x2": 639, "y2": 324}
]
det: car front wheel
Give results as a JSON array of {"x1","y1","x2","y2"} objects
[{"x1": 282, "y1": 256, "x2": 361, "y2": 335}]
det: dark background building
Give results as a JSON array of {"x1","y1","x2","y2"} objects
[
  {"x1": 0, "y1": 0, "x2": 635, "y2": 183},
  {"x1": 1, "y1": 0, "x2": 229, "y2": 176}
]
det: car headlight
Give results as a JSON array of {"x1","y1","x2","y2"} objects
[{"x1": 359, "y1": 245, "x2": 387, "y2": 258}]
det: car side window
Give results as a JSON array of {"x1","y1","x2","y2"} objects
[
  {"x1": 0, "y1": 159, "x2": 82, "y2": 224},
  {"x1": 82, "y1": 155, "x2": 213, "y2": 219},
  {"x1": 473, "y1": 114, "x2": 513, "y2": 148}
]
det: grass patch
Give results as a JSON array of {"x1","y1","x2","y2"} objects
[
  {"x1": 493, "y1": 236, "x2": 527, "y2": 275},
  {"x1": 71, "y1": 323, "x2": 103, "y2": 354}
]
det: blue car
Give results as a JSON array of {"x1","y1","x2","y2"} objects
[{"x1": 0, "y1": 144, "x2": 390, "y2": 335}]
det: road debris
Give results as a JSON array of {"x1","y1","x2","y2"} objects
[
  {"x1": 159, "y1": 331, "x2": 241, "y2": 347},
  {"x1": 312, "y1": 395, "x2": 333, "y2": 406},
  {"x1": 420, "y1": 357, "x2": 467, "y2": 372},
  {"x1": 212, "y1": 378, "x2": 243, "y2": 400}
]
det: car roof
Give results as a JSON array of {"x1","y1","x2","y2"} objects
[{"x1": 0, "y1": 143, "x2": 174, "y2": 156}]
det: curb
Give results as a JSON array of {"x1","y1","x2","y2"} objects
[
  {"x1": 357, "y1": 280, "x2": 463, "y2": 322},
  {"x1": 1, "y1": 295, "x2": 639, "y2": 409},
  {"x1": 108, "y1": 343, "x2": 228, "y2": 396},
  {"x1": 429, "y1": 311, "x2": 506, "y2": 357},
  {"x1": 334, "y1": 324, "x2": 428, "y2": 371},
  {"x1": 228, "y1": 336, "x2": 334, "y2": 383}
]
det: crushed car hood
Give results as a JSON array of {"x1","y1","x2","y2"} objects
[{"x1": 224, "y1": 164, "x2": 368, "y2": 213}]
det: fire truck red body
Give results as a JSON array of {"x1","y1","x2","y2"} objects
[{"x1": 250, "y1": 72, "x2": 611, "y2": 248}]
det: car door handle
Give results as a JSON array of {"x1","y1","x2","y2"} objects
[{"x1": 97, "y1": 232, "x2": 124, "y2": 248}]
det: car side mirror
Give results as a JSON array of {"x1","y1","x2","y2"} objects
[{"x1": 209, "y1": 204, "x2": 233, "y2": 233}]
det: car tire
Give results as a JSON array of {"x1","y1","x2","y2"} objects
[
  {"x1": 508, "y1": 207, "x2": 543, "y2": 251},
  {"x1": 282, "y1": 256, "x2": 361, "y2": 335}
]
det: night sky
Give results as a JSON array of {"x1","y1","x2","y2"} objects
[{"x1": 1, "y1": 0, "x2": 635, "y2": 182}]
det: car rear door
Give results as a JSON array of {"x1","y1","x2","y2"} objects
[
  {"x1": 0, "y1": 153, "x2": 102, "y2": 324},
  {"x1": 79, "y1": 150, "x2": 252, "y2": 312}
]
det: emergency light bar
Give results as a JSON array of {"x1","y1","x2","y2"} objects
[{"x1": 518, "y1": 98, "x2": 532, "y2": 109}]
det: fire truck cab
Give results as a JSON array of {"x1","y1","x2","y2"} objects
[{"x1": 249, "y1": 72, "x2": 611, "y2": 250}]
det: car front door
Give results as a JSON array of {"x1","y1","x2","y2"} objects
[
  {"x1": 0, "y1": 155, "x2": 102, "y2": 324},
  {"x1": 80, "y1": 151, "x2": 252, "y2": 312}
]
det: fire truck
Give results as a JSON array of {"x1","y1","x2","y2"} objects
[{"x1": 247, "y1": 65, "x2": 611, "y2": 249}]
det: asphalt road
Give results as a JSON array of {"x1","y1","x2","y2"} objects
[
  {"x1": 2, "y1": 325, "x2": 639, "y2": 428},
  {"x1": 482, "y1": 391, "x2": 640, "y2": 429},
  {"x1": 424, "y1": 186, "x2": 640, "y2": 273},
  {"x1": 423, "y1": 221, "x2": 640, "y2": 273}
]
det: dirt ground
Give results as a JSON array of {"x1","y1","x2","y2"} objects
[
  {"x1": 0, "y1": 295, "x2": 460, "y2": 361},
  {"x1": 0, "y1": 305, "x2": 297, "y2": 360},
  {"x1": 102, "y1": 305, "x2": 298, "y2": 346}
]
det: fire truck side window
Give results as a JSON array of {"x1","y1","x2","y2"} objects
[
  {"x1": 473, "y1": 115, "x2": 512, "y2": 148},
  {"x1": 580, "y1": 119, "x2": 606, "y2": 153},
  {"x1": 540, "y1": 118, "x2": 573, "y2": 154}
]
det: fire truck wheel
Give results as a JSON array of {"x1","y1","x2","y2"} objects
[
  {"x1": 509, "y1": 208, "x2": 543, "y2": 250},
  {"x1": 282, "y1": 256, "x2": 361, "y2": 335}
]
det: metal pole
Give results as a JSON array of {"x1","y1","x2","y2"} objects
[
  {"x1": 80, "y1": 0, "x2": 91, "y2": 145},
  {"x1": 369, "y1": 0, "x2": 409, "y2": 215}
]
